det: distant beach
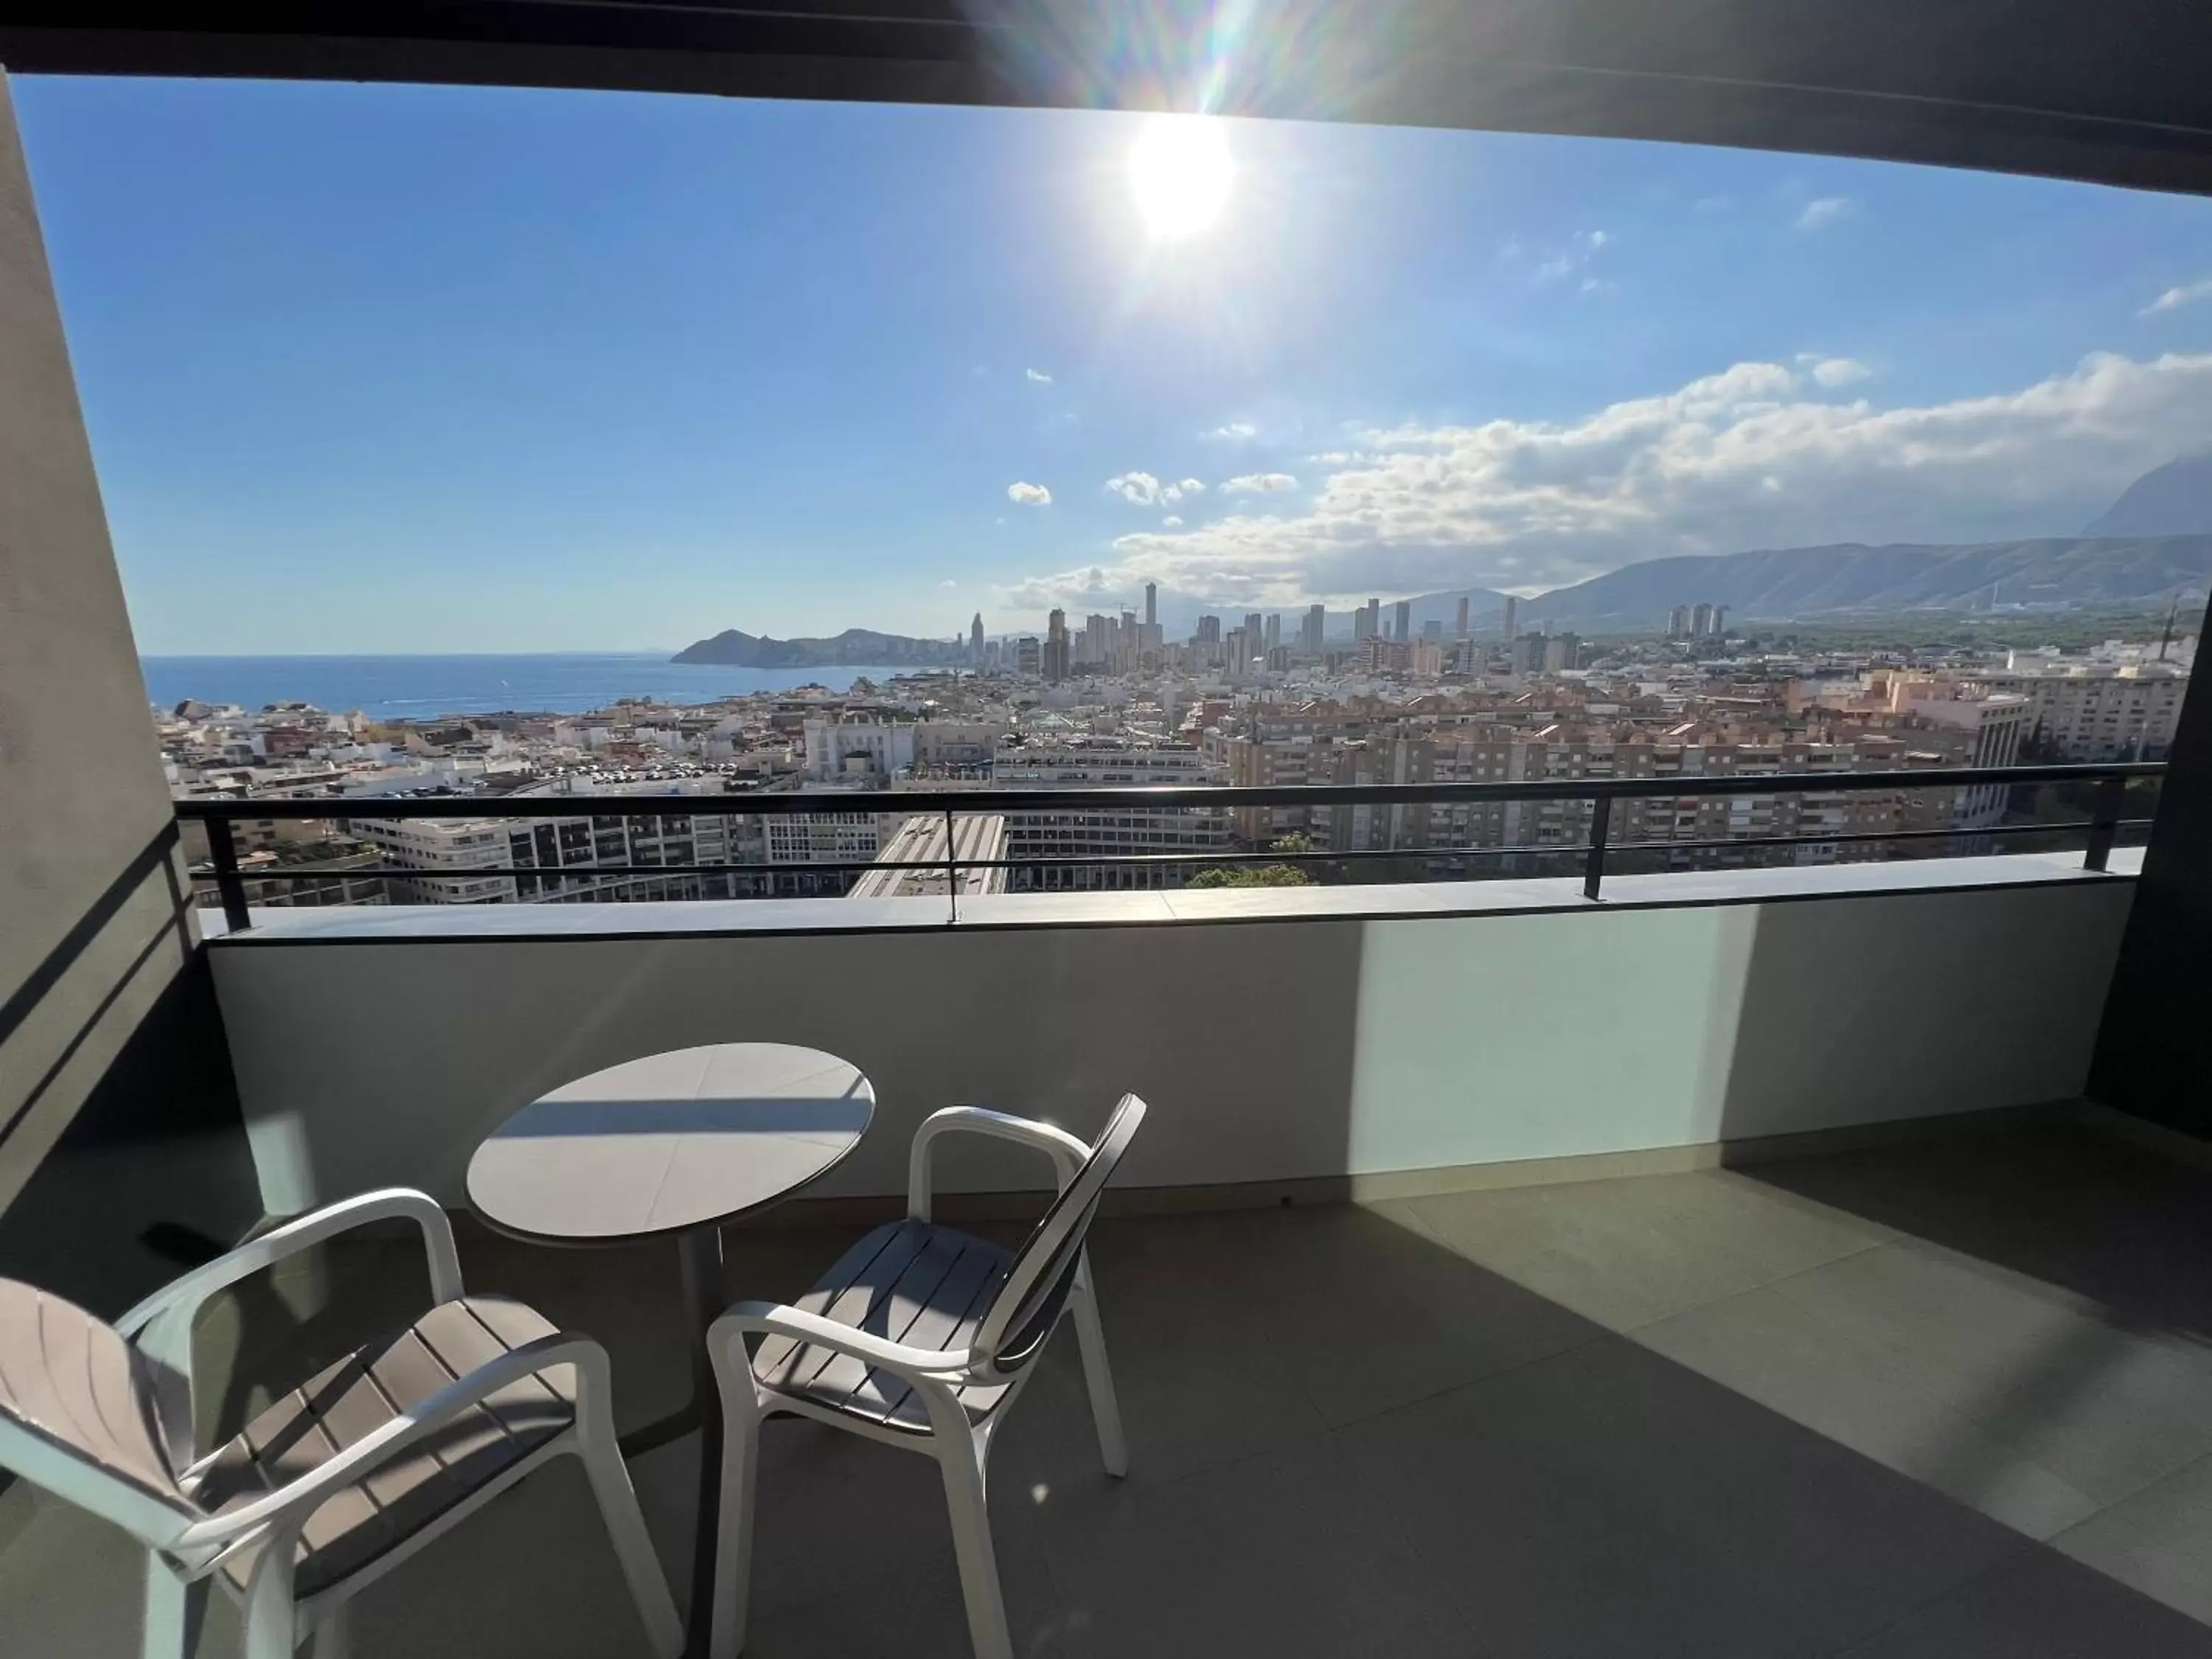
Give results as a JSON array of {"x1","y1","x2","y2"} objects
[{"x1": 137, "y1": 653, "x2": 900, "y2": 721}]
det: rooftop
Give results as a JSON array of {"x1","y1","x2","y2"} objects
[{"x1": 847, "y1": 813, "x2": 1012, "y2": 900}]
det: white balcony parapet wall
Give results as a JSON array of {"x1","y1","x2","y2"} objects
[{"x1": 206, "y1": 852, "x2": 2138, "y2": 1217}]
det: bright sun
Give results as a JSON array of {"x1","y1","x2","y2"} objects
[{"x1": 1128, "y1": 115, "x2": 1234, "y2": 240}]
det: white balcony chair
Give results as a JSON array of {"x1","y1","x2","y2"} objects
[
  {"x1": 0, "y1": 1188, "x2": 682, "y2": 1659},
  {"x1": 706, "y1": 1094, "x2": 1147, "y2": 1659}
]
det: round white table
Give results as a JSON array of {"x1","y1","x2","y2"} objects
[{"x1": 466, "y1": 1042, "x2": 874, "y2": 1658}]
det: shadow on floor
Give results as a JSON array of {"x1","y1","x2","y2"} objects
[{"x1": 1739, "y1": 1115, "x2": 2212, "y2": 1341}]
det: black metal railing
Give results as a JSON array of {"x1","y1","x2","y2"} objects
[{"x1": 174, "y1": 759, "x2": 2165, "y2": 932}]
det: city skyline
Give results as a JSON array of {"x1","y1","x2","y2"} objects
[{"x1": 20, "y1": 76, "x2": 2212, "y2": 654}]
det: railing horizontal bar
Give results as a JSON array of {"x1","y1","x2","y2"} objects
[
  {"x1": 191, "y1": 858, "x2": 964, "y2": 882},
  {"x1": 1607, "y1": 821, "x2": 2098, "y2": 856},
  {"x1": 189, "y1": 848, "x2": 1440, "y2": 882},
  {"x1": 189, "y1": 814, "x2": 2135, "y2": 887},
  {"x1": 167, "y1": 760, "x2": 2164, "y2": 822},
  {"x1": 937, "y1": 846, "x2": 1570, "y2": 869},
  {"x1": 1001, "y1": 819, "x2": 2110, "y2": 868}
]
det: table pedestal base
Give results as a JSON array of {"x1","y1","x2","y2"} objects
[{"x1": 677, "y1": 1225, "x2": 727, "y2": 1659}]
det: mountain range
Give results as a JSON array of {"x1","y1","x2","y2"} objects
[
  {"x1": 674, "y1": 456, "x2": 2212, "y2": 657},
  {"x1": 1413, "y1": 535, "x2": 2212, "y2": 634},
  {"x1": 2083, "y1": 453, "x2": 2212, "y2": 538},
  {"x1": 1370, "y1": 459, "x2": 2212, "y2": 633}
]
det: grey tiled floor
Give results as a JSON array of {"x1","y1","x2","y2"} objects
[{"x1": 4, "y1": 1116, "x2": 2212, "y2": 1656}]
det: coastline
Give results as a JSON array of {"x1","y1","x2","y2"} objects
[{"x1": 138, "y1": 653, "x2": 912, "y2": 722}]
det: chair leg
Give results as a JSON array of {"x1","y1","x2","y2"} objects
[
  {"x1": 1070, "y1": 1269, "x2": 1128, "y2": 1478},
  {"x1": 574, "y1": 1420, "x2": 685, "y2": 1659},
  {"x1": 141, "y1": 1552, "x2": 204, "y2": 1659},
  {"x1": 706, "y1": 1380, "x2": 763, "y2": 1659},
  {"x1": 936, "y1": 1437, "x2": 1013, "y2": 1659},
  {"x1": 239, "y1": 1526, "x2": 302, "y2": 1659}
]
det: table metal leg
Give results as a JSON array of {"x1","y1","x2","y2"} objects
[{"x1": 678, "y1": 1225, "x2": 726, "y2": 1659}]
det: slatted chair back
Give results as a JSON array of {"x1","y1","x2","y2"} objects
[
  {"x1": 0, "y1": 1279, "x2": 199, "y2": 1547},
  {"x1": 971, "y1": 1094, "x2": 1146, "y2": 1381}
]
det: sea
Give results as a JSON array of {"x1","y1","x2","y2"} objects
[{"x1": 137, "y1": 653, "x2": 903, "y2": 722}]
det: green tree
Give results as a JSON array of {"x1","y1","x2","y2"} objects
[{"x1": 1186, "y1": 833, "x2": 1318, "y2": 889}]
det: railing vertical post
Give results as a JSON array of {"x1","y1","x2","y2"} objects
[
  {"x1": 1583, "y1": 794, "x2": 1612, "y2": 901},
  {"x1": 2083, "y1": 773, "x2": 2127, "y2": 872},
  {"x1": 944, "y1": 807, "x2": 959, "y2": 925},
  {"x1": 206, "y1": 815, "x2": 251, "y2": 933}
]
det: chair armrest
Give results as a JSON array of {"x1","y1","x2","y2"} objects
[
  {"x1": 118, "y1": 1189, "x2": 465, "y2": 1472},
  {"x1": 908, "y1": 1107, "x2": 1091, "y2": 1222},
  {"x1": 119, "y1": 1189, "x2": 465, "y2": 1343},
  {"x1": 172, "y1": 1332, "x2": 601, "y2": 1565},
  {"x1": 710, "y1": 1300, "x2": 973, "y2": 1385}
]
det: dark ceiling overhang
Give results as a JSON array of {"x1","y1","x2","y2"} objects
[{"x1": 4, "y1": 1, "x2": 2212, "y2": 197}]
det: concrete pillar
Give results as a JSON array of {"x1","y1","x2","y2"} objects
[
  {"x1": 2090, "y1": 659, "x2": 2212, "y2": 1138},
  {"x1": 0, "y1": 70, "x2": 256, "y2": 1309}
]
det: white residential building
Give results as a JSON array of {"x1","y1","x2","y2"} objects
[
  {"x1": 802, "y1": 717, "x2": 1008, "y2": 780},
  {"x1": 347, "y1": 779, "x2": 762, "y2": 903},
  {"x1": 344, "y1": 818, "x2": 518, "y2": 904},
  {"x1": 1986, "y1": 664, "x2": 2188, "y2": 760},
  {"x1": 1902, "y1": 688, "x2": 2031, "y2": 826},
  {"x1": 763, "y1": 810, "x2": 884, "y2": 866}
]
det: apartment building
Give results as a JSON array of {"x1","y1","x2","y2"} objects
[
  {"x1": 737, "y1": 785, "x2": 884, "y2": 894},
  {"x1": 1994, "y1": 664, "x2": 2188, "y2": 760},
  {"x1": 1218, "y1": 732, "x2": 1335, "y2": 844},
  {"x1": 230, "y1": 845, "x2": 391, "y2": 908},
  {"x1": 1895, "y1": 687, "x2": 2030, "y2": 827},
  {"x1": 347, "y1": 797, "x2": 768, "y2": 903},
  {"x1": 801, "y1": 717, "x2": 1008, "y2": 781},
  {"x1": 1206, "y1": 723, "x2": 1997, "y2": 875},
  {"x1": 344, "y1": 817, "x2": 519, "y2": 903},
  {"x1": 990, "y1": 741, "x2": 1231, "y2": 890}
]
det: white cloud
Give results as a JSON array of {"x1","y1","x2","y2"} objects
[
  {"x1": 1006, "y1": 481, "x2": 1052, "y2": 506},
  {"x1": 1797, "y1": 197, "x2": 1852, "y2": 232},
  {"x1": 1535, "y1": 229, "x2": 1611, "y2": 284},
  {"x1": 1694, "y1": 194, "x2": 1733, "y2": 214},
  {"x1": 1105, "y1": 472, "x2": 1164, "y2": 505},
  {"x1": 2142, "y1": 279, "x2": 2212, "y2": 317},
  {"x1": 1204, "y1": 422, "x2": 1258, "y2": 440},
  {"x1": 939, "y1": 579, "x2": 958, "y2": 588},
  {"x1": 1003, "y1": 563, "x2": 1124, "y2": 612},
  {"x1": 1026, "y1": 367, "x2": 1053, "y2": 383},
  {"x1": 1222, "y1": 473, "x2": 1300, "y2": 495},
  {"x1": 1809, "y1": 357, "x2": 1871, "y2": 386},
  {"x1": 1001, "y1": 349, "x2": 2212, "y2": 613},
  {"x1": 1110, "y1": 473, "x2": 1206, "y2": 506},
  {"x1": 1580, "y1": 277, "x2": 1618, "y2": 297},
  {"x1": 1163, "y1": 515, "x2": 1184, "y2": 527}
]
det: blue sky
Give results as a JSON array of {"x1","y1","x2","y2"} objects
[{"x1": 18, "y1": 75, "x2": 2212, "y2": 653}]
